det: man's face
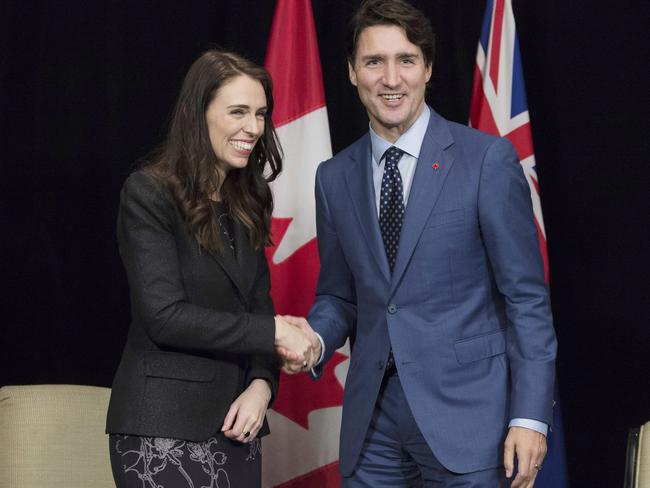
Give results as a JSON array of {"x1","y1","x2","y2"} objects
[{"x1": 349, "y1": 24, "x2": 431, "y2": 143}]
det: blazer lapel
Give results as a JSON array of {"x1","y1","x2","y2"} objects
[
  {"x1": 207, "y1": 219, "x2": 255, "y2": 300},
  {"x1": 233, "y1": 219, "x2": 257, "y2": 294},
  {"x1": 390, "y1": 111, "x2": 456, "y2": 295},
  {"x1": 344, "y1": 135, "x2": 391, "y2": 283}
]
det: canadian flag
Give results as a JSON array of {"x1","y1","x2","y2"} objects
[{"x1": 262, "y1": 1, "x2": 348, "y2": 486}]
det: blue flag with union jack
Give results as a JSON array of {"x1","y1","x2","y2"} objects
[{"x1": 470, "y1": 0, "x2": 570, "y2": 486}]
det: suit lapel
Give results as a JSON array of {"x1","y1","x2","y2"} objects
[
  {"x1": 208, "y1": 219, "x2": 255, "y2": 300},
  {"x1": 390, "y1": 111, "x2": 456, "y2": 295},
  {"x1": 233, "y1": 219, "x2": 257, "y2": 294},
  {"x1": 344, "y1": 135, "x2": 391, "y2": 283}
]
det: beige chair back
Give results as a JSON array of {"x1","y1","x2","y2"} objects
[
  {"x1": 0, "y1": 384, "x2": 114, "y2": 488},
  {"x1": 639, "y1": 421, "x2": 650, "y2": 488},
  {"x1": 626, "y1": 420, "x2": 650, "y2": 488}
]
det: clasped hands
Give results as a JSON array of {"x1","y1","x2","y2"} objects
[{"x1": 274, "y1": 315, "x2": 321, "y2": 374}]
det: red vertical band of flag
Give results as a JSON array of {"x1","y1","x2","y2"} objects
[
  {"x1": 265, "y1": 0, "x2": 326, "y2": 126},
  {"x1": 263, "y1": 1, "x2": 344, "y2": 487},
  {"x1": 470, "y1": 1, "x2": 569, "y2": 486}
]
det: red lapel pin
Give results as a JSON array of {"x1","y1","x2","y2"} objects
[{"x1": 432, "y1": 162, "x2": 440, "y2": 170}]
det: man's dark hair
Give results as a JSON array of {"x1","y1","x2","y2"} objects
[{"x1": 346, "y1": 0, "x2": 435, "y2": 67}]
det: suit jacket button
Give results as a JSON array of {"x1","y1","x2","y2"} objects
[
  {"x1": 388, "y1": 304, "x2": 397, "y2": 314},
  {"x1": 378, "y1": 360, "x2": 384, "y2": 369}
]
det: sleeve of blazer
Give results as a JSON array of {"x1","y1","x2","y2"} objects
[
  {"x1": 244, "y1": 249, "x2": 280, "y2": 405},
  {"x1": 117, "y1": 171, "x2": 276, "y2": 356},
  {"x1": 308, "y1": 163, "x2": 357, "y2": 365},
  {"x1": 477, "y1": 138, "x2": 557, "y2": 426}
]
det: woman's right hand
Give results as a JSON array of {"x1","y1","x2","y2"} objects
[{"x1": 274, "y1": 315, "x2": 313, "y2": 370}]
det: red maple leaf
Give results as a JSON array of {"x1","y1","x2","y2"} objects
[{"x1": 266, "y1": 218, "x2": 346, "y2": 428}]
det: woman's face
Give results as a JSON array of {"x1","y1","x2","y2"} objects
[{"x1": 205, "y1": 74, "x2": 267, "y2": 173}]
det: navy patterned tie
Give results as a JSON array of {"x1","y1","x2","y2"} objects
[{"x1": 379, "y1": 146, "x2": 405, "y2": 272}]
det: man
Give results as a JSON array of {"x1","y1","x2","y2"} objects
[{"x1": 282, "y1": 1, "x2": 556, "y2": 486}]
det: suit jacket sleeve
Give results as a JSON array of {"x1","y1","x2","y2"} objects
[
  {"x1": 117, "y1": 171, "x2": 276, "y2": 357},
  {"x1": 478, "y1": 138, "x2": 557, "y2": 425},
  {"x1": 243, "y1": 249, "x2": 280, "y2": 405},
  {"x1": 308, "y1": 163, "x2": 357, "y2": 364}
]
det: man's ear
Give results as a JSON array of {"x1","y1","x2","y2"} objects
[{"x1": 348, "y1": 61, "x2": 358, "y2": 87}]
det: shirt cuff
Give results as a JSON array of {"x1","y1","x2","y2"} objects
[
  {"x1": 314, "y1": 333, "x2": 325, "y2": 366},
  {"x1": 509, "y1": 418, "x2": 548, "y2": 436}
]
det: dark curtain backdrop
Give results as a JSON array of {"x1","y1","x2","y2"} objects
[{"x1": 1, "y1": 1, "x2": 648, "y2": 487}]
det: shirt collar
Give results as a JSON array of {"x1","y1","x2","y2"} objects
[{"x1": 369, "y1": 105, "x2": 431, "y2": 164}]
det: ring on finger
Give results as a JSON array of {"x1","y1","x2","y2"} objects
[{"x1": 534, "y1": 463, "x2": 542, "y2": 471}]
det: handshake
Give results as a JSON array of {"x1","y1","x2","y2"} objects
[{"x1": 274, "y1": 315, "x2": 321, "y2": 374}]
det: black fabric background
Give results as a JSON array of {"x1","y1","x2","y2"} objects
[{"x1": 1, "y1": 1, "x2": 648, "y2": 486}]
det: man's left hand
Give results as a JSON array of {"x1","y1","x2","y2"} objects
[{"x1": 504, "y1": 426, "x2": 547, "y2": 488}]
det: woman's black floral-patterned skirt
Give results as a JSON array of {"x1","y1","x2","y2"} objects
[{"x1": 109, "y1": 433, "x2": 261, "y2": 488}]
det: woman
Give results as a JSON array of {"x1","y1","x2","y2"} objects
[{"x1": 106, "y1": 49, "x2": 311, "y2": 487}]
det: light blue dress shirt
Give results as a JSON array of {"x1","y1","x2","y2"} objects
[
  {"x1": 369, "y1": 105, "x2": 430, "y2": 212},
  {"x1": 313, "y1": 106, "x2": 547, "y2": 436}
]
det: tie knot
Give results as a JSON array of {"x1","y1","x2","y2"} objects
[{"x1": 382, "y1": 146, "x2": 404, "y2": 168}]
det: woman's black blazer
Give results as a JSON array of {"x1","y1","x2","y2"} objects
[{"x1": 106, "y1": 171, "x2": 279, "y2": 441}]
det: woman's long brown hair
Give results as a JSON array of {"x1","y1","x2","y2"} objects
[{"x1": 144, "y1": 49, "x2": 282, "y2": 251}]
